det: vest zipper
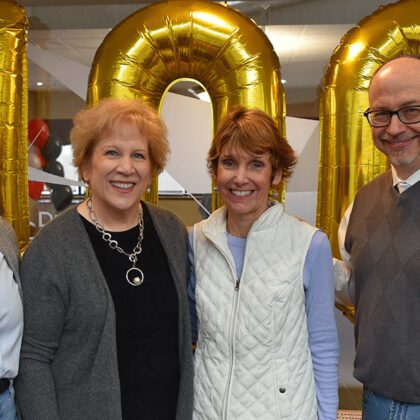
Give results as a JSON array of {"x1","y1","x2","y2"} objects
[
  {"x1": 207, "y1": 222, "x2": 257, "y2": 418},
  {"x1": 221, "y1": 233, "x2": 253, "y2": 418},
  {"x1": 209, "y1": 242, "x2": 241, "y2": 419},
  {"x1": 222, "y1": 277, "x2": 240, "y2": 419}
]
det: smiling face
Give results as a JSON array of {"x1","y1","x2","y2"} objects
[
  {"x1": 82, "y1": 121, "x2": 152, "y2": 225},
  {"x1": 215, "y1": 146, "x2": 282, "y2": 236},
  {"x1": 369, "y1": 57, "x2": 420, "y2": 179}
]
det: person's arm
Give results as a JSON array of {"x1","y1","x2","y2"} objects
[
  {"x1": 0, "y1": 252, "x2": 23, "y2": 379},
  {"x1": 334, "y1": 203, "x2": 354, "y2": 306},
  {"x1": 15, "y1": 241, "x2": 66, "y2": 419},
  {"x1": 187, "y1": 229, "x2": 198, "y2": 346},
  {"x1": 304, "y1": 231, "x2": 339, "y2": 420}
]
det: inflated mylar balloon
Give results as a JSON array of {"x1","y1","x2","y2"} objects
[
  {"x1": 0, "y1": 0, "x2": 28, "y2": 250},
  {"x1": 318, "y1": 0, "x2": 420, "y2": 321},
  {"x1": 28, "y1": 146, "x2": 44, "y2": 201},
  {"x1": 318, "y1": 0, "x2": 420, "y2": 256},
  {"x1": 88, "y1": 0, "x2": 284, "y2": 206}
]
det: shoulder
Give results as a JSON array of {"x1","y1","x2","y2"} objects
[
  {"x1": 351, "y1": 170, "x2": 392, "y2": 216},
  {"x1": 281, "y1": 209, "x2": 319, "y2": 236},
  {"x1": 144, "y1": 201, "x2": 185, "y2": 227},
  {"x1": 23, "y1": 207, "x2": 83, "y2": 260},
  {"x1": 143, "y1": 201, "x2": 187, "y2": 238},
  {"x1": 310, "y1": 229, "x2": 329, "y2": 246},
  {"x1": 356, "y1": 170, "x2": 392, "y2": 196},
  {"x1": 307, "y1": 230, "x2": 332, "y2": 261},
  {"x1": 0, "y1": 216, "x2": 16, "y2": 237},
  {"x1": 145, "y1": 201, "x2": 182, "y2": 223},
  {"x1": 0, "y1": 217, "x2": 20, "y2": 276},
  {"x1": 191, "y1": 217, "x2": 207, "y2": 243},
  {"x1": 144, "y1": 203, "x2": 190, "y2": 268},
  {"x1": 0, "y1": 216, "x2": 18, "y2": 251},
  {"x1": 195, "y1": 206, "x2": 226, "y2": 235},
  {"x1": 32, "y1": 206, "x2": 80, "y2": 242}
]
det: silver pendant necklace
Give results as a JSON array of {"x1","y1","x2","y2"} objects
[{"x1": 87, "y1": 197, "x2": 145, "y2": 286}]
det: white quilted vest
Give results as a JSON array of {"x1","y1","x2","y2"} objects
[{"x1": 193, "y1": 203, "x2": 318, "y2": 420}]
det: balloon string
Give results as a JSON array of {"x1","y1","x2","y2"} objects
[
  {"x1": 185, "y1": 191, "x2": 211, "y2": 217},
  {"x1": 28, "y1": 127, "x2": 47, "y2": 151}
]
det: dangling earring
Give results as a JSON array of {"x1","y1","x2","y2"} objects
[
  {"x1": 85, "y1": 182, "x2": 92, "y2": 200},
  {"x1": 213, "y1": 186, "x2": 220, "y2": 193}
]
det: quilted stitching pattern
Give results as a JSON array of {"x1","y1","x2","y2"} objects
[{"x1": 193, "y1": 205, "x2": 318, "y2": 419}]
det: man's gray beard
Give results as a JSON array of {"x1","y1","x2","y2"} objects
[{"x1": 389, "y1": 151, "x2": 419, "y2": 168}]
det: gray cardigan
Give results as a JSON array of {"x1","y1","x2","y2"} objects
[{"x1": 16, "y1": 203, "x2": 193, "y2": 419}]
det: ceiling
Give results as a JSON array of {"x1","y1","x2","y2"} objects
[{"x1": 21, "y1": 0, "x2": 395, "y2": 118}]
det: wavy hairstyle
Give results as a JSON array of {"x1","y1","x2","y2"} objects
[
  {"x1": 70, "y1": 98, "x2": 169, "y2": 180},
  {"x1": 208, "y1": 106, "x2": 296, "y2": 181}
]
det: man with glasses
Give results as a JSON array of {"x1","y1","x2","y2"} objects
[
  {"x1": 335, "y1": 55, "x2": 420, "y2": 418},
  {"x1": 0, "y1": 216, "x2": 22, "y2": 420}
]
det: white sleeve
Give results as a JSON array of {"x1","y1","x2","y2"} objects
[
  {"x1": 333, "y1": 202, "x2": 354, "y2": 306},
  {"x1": 0, "y1": 251, "x2": 23, "y2": 378}
]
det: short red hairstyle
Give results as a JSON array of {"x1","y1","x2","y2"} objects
[
  {"x1": 208, "y1": 106, "x2": 296, "y2": 180},
  {"x1": 70, "y1": 98, "x2": 169, "y2": 180}
]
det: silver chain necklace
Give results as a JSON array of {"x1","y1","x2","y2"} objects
[{"x1": 87, "y1": 197, "x2": 145, "y2": 286}]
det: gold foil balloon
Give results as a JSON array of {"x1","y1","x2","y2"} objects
[
  {"x1": 88, "y1": 0, "x2": 284, "y2": 206},
  {"x1": 0, "y1": 0, "x2": 28, "y2": 250},
  {"x1": 318, "y1": 0, "x2": 420, "y2": 320}
]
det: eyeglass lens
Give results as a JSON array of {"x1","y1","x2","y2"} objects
[{"x1": 367, "y1": 106, "x2": 420, "y2": 126}]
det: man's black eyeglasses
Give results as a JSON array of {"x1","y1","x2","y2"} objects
[{"x1": 363, "y1": 105, "x2": 420, "y2": 127}]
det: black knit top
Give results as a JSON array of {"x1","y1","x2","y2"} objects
[{"x1": 81, "y1": 204, "x2": 180, "y2": 419}]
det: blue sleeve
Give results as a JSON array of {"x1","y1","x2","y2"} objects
[
  {"x1": 187, "y1": 230, "x2": 198, "y2": 343},
  {"x1": 304, "y1": 231, "x2": 339, "y2": 420}
]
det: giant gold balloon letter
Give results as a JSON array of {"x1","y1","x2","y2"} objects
[
  {"x1": 318, "y1": 0, "x2": 420, "y2": 320},
  {"x1": 318, "y1": 0, "x2": 420, "y2": 256},
  {"x1": 0, "y1": 0, "x2": 28, "y2": 250},
  {"x1": 88, "y1": 0, "x2": 284, "y2": 206}
]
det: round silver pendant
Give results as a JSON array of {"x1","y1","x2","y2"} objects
[{"x1": 126, "y1": 267, "x2": 144, "y2": 286}]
